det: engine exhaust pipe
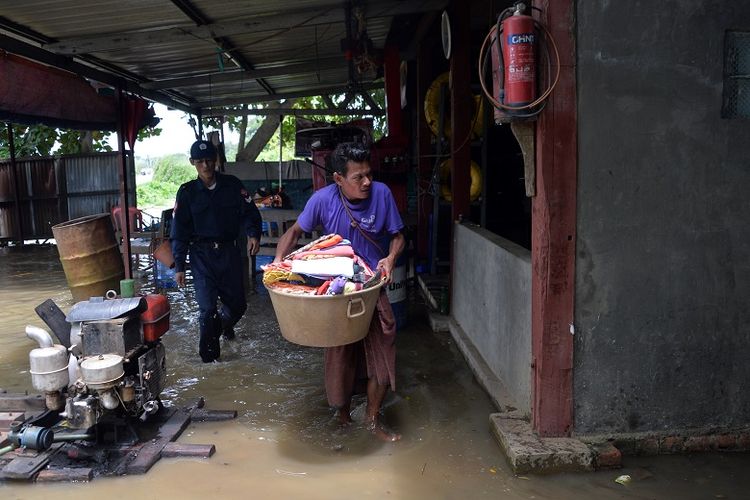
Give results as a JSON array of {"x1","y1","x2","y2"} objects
[{"x1": 26, "y1": 325, "x2": 54, "y2": 348}]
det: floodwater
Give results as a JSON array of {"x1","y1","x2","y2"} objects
[{"x1": 1, "y1": 245, "x2": 749, "y2": 499}]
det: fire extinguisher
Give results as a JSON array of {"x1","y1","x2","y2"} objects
[
  {"x1": 502, "y1": 4, "x2": 536, "y2": 107},
  {"x1": 479, "y1": 2, "x2": 560, "y2": 123}
]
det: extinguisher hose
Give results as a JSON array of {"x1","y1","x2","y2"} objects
[{"x1": 478, "y1": 15, "x2": 560, "y2": 113}]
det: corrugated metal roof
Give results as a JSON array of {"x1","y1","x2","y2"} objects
[{"x1": 0, "y1": 0, "x2": 446, "y2": 113}]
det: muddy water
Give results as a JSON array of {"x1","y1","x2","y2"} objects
[{"x1": 1, "y1": 245, "x2": 750, "y2": 499}]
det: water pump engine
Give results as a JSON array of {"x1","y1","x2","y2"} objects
[{"x1": 26, "y1": 294, "x2": 170, "y2": 431}]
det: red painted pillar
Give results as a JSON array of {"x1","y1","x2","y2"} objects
[
  {"x1": 383, "y1": 45, "x2": 405, "y2": 144},
  {"x1": 416, "y1": 43, "x2": 434, "y2": 261},
  {"x1": 531, "y1": 0, "x2": 577, "y2": 437},
  {"x1": 449, "y1": 0, "x2": 471, "y2": 223}
]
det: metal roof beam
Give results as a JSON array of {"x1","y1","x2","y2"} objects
[
  {"x1": 208, "y1": 108, "x2": 385, "y2": 117},
  {"x1": 42, "y1": 0, "x2": 448, "y2": 55},
  {"x1": 359, "y1": 91, "x2": 382, "y2": 112},
  {"x1": 197, "y1": 82, "x2": 383, "y2": 109},
  {"x1": 142, "y1": 57, "x2": 344, "y2": 90},
  {"x1": 169, "y1": 0, "x2": 275, "y2": 95},
  {"x1": 321, "y1": 95, "x2": 336, "y2": 108}
]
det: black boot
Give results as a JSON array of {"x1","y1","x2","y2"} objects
[
  {"x1": 220, "y1": 311, "x2": 236, "y2": 340},
  {"x1": 199, "y1": 312, "x2": 222, "y2": 362},
  {"x1": 222, "y1": 326, "x2": 235, "y2": 340}
]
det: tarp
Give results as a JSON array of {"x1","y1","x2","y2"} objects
[{"x1": 0, "y1": 51, "x2": 118, "y2": 130}]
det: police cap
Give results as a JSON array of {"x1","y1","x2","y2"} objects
[{"x1": 190, "y1": 140, "x2": 217, "y2": 160}]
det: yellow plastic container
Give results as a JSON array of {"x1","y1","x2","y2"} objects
[{"x1": 266, "y1": 281, "x2": 384, "y2": 347}]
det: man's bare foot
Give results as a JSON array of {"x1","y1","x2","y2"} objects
[
  {"x1": 366, "y1": 418, "x2": 401, "y2": 442},
  {"x1": 336, "y1": 409, "x2": 353, "y2": 427}
]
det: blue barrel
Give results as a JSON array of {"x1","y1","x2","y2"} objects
[{"x1": 386, "y1": 255, "x2": 408, "y2": 330}]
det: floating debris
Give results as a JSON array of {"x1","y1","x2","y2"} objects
[
  {"x1": 275, "y1": 469, "x2": 307, "y2": 477},
  {"x1": 615, "y1": 474, "x2": 632, "y2": 485}
]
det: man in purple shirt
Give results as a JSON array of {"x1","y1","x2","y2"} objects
[{"x1": 275, "y1": 142, "x2": 405, "y2": 441}]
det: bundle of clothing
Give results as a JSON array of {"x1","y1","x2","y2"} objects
[{"x1": 262, "y1": 233, "x2": 379, "y2": 295}]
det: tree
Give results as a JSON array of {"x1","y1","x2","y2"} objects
[
  {"x1": 0, "y1": 123, "x2": 161, "y2": 159},
  {"x1": 199, "y1": 88, "x2": 387, "y2": 162},
  {"x1": 151, "y1": 154, "x2": 195, "y2": 184},
  {"x1": 136, "y1": 154, "x2": 195, "y2": 208}
]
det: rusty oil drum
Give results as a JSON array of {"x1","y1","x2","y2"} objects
[{"x1": 52, "y1": 213, "x2": 124, "y2": 302}]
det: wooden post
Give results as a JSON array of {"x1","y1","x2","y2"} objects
[
  {"x1": 6, "y1": 123, "x2": 24, "y2": 244},
  {"x1": 115, "y1": 88, "x2": 133, "y2": 279},
  {"x1": 531, "y1": 0, "x2": 577, "y2": 437}
]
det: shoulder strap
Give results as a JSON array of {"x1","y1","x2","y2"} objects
[{"x1": 338, "y1": 187, "x2": 386, "y2": 257}]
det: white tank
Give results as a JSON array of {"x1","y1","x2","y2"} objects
[
  {"x1": 80, "y1": 354, "x2": 124, "y2": 391},
  {"x1": 29, "y1": 344, "x2": 70, "y2": 392}
]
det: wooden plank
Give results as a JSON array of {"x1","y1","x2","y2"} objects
[
  {"x1": 109, "y1": 446, "x2": 142, "y2": 477},
  {"x1": 34, "y1": 299, "x2": 72, "y2": 347},
  {"x1": 161, "y1": 443, "x2": 215, "y2": 458},
  {"x1": 111, "y1": 398, "x2": 205, "y2": 476},
  {"x1": 0, "y1": 412, "x2": 25, "y2": 429},
  {"x1": 125, "y1": 409, "x2": 191, "y2": 474},
  {"x1": 1, "y1": 443, "x2": 62, "y2": 480},
  {"x1": 191, "y1": 409, "x2": 237, "y2": 422},
  {"x1": 0, "y1": 393, "x2": 46, "y2": 412},
  {"x1": 36, "y1": 467, "x2": 93, "y2": 482}
]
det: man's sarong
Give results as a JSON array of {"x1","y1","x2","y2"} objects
[{"x1": 323, "y1": 290, "x2": 396, "y2": 408}]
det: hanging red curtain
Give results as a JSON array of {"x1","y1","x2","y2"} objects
[{"x1": 121, "y1": 97, "x2": 151, "y2": 150}]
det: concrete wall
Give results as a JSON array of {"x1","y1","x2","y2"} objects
[
  {"x1": 453, "y1": 223, "x2": 531, "y2": 413},
  {"x1": 575, "y1": 1, "x2": 750, "y2": 434}
]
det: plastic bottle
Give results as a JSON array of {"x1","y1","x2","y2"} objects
[{"x1": 155, "y1": 260, "x2": 177, "y2": 288}]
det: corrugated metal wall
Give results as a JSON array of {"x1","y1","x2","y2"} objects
[
  {"x1": 63, "y1": 153, "x2": 135, "y2": 220},
  {"x1": 20, "y1": 158, "x2": 57, "y2": 238},
  {"x1": 0, "y1": 152, "x2": 135, "y2": 241}
]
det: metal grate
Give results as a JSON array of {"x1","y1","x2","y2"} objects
[{"x1": 722, "y1": 31, "x2": 750, "y2": 119}]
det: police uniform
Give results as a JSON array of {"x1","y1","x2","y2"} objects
[{"x1": 170, "y1": 171, "x2": 262, "y2": 362}]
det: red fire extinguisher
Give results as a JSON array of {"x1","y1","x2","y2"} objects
[
  {"x1": 502, "y1": 4, "x2": 536, "y2": 107},
  {"x1": 480, "y1": 2, "x2": 559, "y2": 122}
]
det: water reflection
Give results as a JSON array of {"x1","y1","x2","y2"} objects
[{"x1": 1, "y1": 245, "x2": 750, "y2": 499}]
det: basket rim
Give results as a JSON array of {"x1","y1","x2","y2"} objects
[{"x1": 265, "y1": 278, "x2": 385, "y2": 298}]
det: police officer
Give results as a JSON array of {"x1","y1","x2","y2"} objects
[{"x1": 170, "y1": 140, "x2": 262, "y2": 362}]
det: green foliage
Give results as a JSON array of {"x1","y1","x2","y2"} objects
[
  {"x1": 152, "y1": 154, "x2": 195, "y2": 184},
  {"x1": 136, "y1": 180, "x2": 180, "y2": 207},
  {"x1": 224, "y1": 141, "x2": 238, "y2": 162},
  {"x1": 57, "y1": 130, "x2": 113, "y2": 154},
  {"x1": 0, "y1": 123, "x2": 161, "y2": 158},
  {"x1": 136, "y1": 153, "x2": 196, "y2": 208},
  {"x1": 137, "y1": 126, "x2": 161, "y2": 142},
  {"x1": 0, "y1": 124, "x2": 57, "y2": 157}
]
